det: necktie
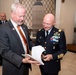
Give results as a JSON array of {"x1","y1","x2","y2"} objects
[
  {"x1": 46, "y1": 31, "x2": 48, "y2": 38},
  {"x1": 17, "y1": 25, "x2": 29, "y2": 54},
  {"x1": 2, "y1": 21, "x2": 4, "y2": 24}
]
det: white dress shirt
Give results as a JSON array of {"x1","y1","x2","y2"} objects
[{"x1": 11, "y1": 19, "x2": 27, "y2": 54}]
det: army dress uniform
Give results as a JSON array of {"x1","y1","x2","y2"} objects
[{"x1": 35, "y1": 26, "x2": 67, "y2": 74}]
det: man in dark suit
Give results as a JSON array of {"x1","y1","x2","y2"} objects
[
  {"x1": 35, "y1": 13, "x2": 67, "y2": 75},
  {"x1": 0, "y1": 12, "x2": 8, "y2": 65},
  {"x1": 0, "y1": 3, "x2": 40, "y2": 75},
  {"x1": 0, "y1": 12, "x2": 8, "y2": 25}
]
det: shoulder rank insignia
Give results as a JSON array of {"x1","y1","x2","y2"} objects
[
  {"x1": 58, "y1": 29, "x2": 62, "y2": 32},
  {"x1": 58, "y1": 53, "x2": 64, "y2": 59},
  {"x1": 39, "y1": 29, "x2": 41, "y2": 31}
]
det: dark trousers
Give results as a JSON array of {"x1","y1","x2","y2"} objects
[
  {"x1": 0, "y1": 55, "x2": 2, "y2": 65},
  {"x1": 40, "y1": 67, "x2": 58, "y2": 75},
  {"x1": 41, "y1": 72, "x2": 58, "y2": 75},
  {"x1": 23, "y1": 66, "x2": 29, "y2": 75}
]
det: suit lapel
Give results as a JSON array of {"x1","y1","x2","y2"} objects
[
  {"x1": 46, "y1": 27, "x2": 55, "y2": 40},
  {"x1": 41, "y1": 29, "x2": 46, "y2": 40},
  {"x1": 8, "y1": 21, "x2": 24, "y2": 47},
  {"x1": 49, "y1": 27, "x2": 55, "y2": 37},
  {"x1": 41, "y1": 27, "x2": 55, "y2": 40}
]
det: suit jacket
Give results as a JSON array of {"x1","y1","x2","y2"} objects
[
  {"x1": 0, "y1": 20, "x2": 8, "y2": 25},
  {"x1": 35, "y1": 26, "x2": 67, "y2": 73},
  {"x1": 0, "y1": 20, "x2": 31, "y2": 75},
  {"x1": 0, "y1": 20, "x2": 8, "y2": 65}
]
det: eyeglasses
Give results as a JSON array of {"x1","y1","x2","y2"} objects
[{"x1": 42, "y1": 22, "x2": 51, "y2": 26}]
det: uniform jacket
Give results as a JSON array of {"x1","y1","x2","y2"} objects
[
  {"x1": 0, "y1": 20, "x2": 31, "y2": 75},
  {"x1": 35, "y1": 26, "x2": 67, "y2": 73}
]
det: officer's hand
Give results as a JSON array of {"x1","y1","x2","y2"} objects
[{"x1": 43, "y1": 54, "x2": 53, "y2": 61}]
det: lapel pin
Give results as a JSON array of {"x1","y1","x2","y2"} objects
[{"x1": 12, "y1": 28, "x2": 15, "y2": 30}]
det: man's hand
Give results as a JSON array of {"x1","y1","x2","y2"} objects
[{"x1": 22, "y1": 57, "x2": 41, "y2": 65}]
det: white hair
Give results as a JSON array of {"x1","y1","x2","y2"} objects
[{"x1": 11, "y1": 3, "x2": 25, "y2": 12}]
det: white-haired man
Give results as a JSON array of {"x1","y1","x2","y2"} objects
[{"x1": 0, "y1": 3, "x2": 40, "y2": 75}]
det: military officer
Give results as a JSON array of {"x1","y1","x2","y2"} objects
[{"x1": 35, "y1": 13, "x2": 67, "y2": 75}]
